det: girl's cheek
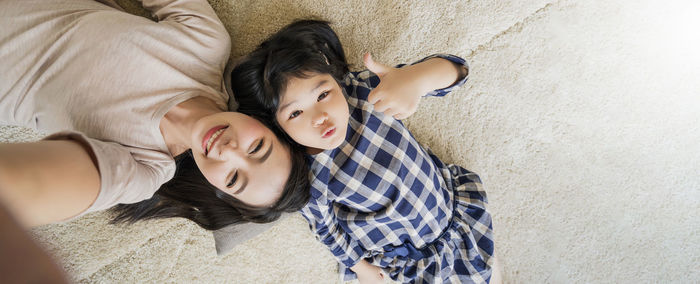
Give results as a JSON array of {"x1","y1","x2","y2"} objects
[{"x1": 291, "y1": 125, "x2": 311, "y2": 142}]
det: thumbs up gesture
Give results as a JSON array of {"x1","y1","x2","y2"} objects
[{"x1": 364, "y1": 53, "x2": 430, "y2": 120}]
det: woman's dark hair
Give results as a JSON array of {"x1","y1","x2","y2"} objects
[
  {"x1": 112, "y1": 20, "x2": 354, "y2": 230},
  {"x1": 110, "y1": 145, "x2": 310, "y2": 231},
  {"x1": 110, "y1": 21, "x2": 347, "y2": 231},
  {"x1": 231, "y1": 19, "x2": 350, "y2": 147}
]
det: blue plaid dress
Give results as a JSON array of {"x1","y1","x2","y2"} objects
[{"x1": 300, "y1": 54, "x2": 494, "y2": 283}]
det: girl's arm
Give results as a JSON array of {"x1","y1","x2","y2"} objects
[
  {"x1": 0, "y1": 140, "x2": 100, "y2": 227},
  {"x1": 299, "y1": 192, "x2": 368, "y2": 280},
  {"x1": 362, "y1": 53, "x2": 469, "y2": 120}
]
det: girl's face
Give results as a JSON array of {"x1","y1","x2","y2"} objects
[
  {"x1": 190, "y1": 112, "x2": 292, "y2": 207},
  {"x1": 276, "y1": 73, "x2": 350, "y2": 152}
]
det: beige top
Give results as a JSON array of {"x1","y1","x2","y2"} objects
[{"x1": 0, "y1": 0, "x2": 231, "y2": 215}]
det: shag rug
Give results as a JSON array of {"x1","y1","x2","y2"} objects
[{"x1": 1, "y1": 0, "x2": 697, "y2": 282}]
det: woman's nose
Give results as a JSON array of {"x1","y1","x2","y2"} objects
[
  {"x1": 312, "y1": 112, "x2": 328, "y2": 127},
  {"x1": 218, "y1": 138, "x2": 242, "y2": 160},
  {"x1": 222, "y1": 138, "x2": 237, "y2": 149}
]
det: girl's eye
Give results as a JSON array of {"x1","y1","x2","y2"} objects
[
  {"x1": 227, "y1": 171, "x2": 238, "y2": 188},
  {"x1": 250, "y1": 139, "x2": 263, "y2": 154},
  {"x1": 289, "y1": 110, "x2": 302, "y2": 119},
  {"x1": 317, "y1": 91, "x2": 329, "y2": 101}
]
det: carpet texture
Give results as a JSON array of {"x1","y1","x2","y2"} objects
[{"x1": 2, "y1": 0, "x2": 698, "y2": 282}]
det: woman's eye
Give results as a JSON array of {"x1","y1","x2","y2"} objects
[
  {"x1": 289, "y1": 110, "x2": 302, "y2": 119},
  {"x1": 227, "y1": 171, "x2": 238, "y2": 188},
  {"x1": 317, "y1": 91, "x2": 329, "y2": 101},
  {"x1": 250, "y1": 139, "x2": 263, "y2": 154}
]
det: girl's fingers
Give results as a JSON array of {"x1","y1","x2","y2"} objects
[
  {"x1": 394, "y1": 112, "x2": 408, "y2": 120},
  {"x1": 371, "y1": 97, "x2": 398, "y2": 113},
  {"x1": 383, "y1": 107, "x2": 398, "y2": 118},
  {"x1": 363, "y1": 53, "x2": 391, "y2": 76},
  {"x1": 373, "y1": 100, "x2": 391, "y2": 113},
  {"x1": 367, "y1": 89, "x2": 383, "y2": 104}
]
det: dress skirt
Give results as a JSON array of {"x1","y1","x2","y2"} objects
[{"x1": 364, "y1": 165, "x2": 495, "y2": 283}]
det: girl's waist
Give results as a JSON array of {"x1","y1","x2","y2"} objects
[
  {"x1": 360, "y1": 184, "x2": 459, "y2": 261},
  {"x1": 353, "y1": 206, "x2": 455, "y2": 253}
]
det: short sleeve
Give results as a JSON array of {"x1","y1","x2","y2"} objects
[{"x1": 44, "y1": 131, "x2": 175, "y2": 217}]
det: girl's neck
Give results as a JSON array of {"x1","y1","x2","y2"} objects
[{"x1": 160, "y1": 96, "x2": 223, "y2": 156}]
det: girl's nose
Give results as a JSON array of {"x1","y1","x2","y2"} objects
[{"x1": 312, "y1": 112, "x2": 328, "y2": 127}]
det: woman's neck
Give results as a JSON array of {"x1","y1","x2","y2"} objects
[{"x1": 160, "y1": 96, "x2": 223, "y2": 156}]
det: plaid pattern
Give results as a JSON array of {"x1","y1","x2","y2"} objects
[{"x1": 299, "y1": 54, "x2": 494, "y2": 283}]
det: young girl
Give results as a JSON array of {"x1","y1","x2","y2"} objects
[{"x1": 232, "y1": 20, "x2": 496, "y2": 283}]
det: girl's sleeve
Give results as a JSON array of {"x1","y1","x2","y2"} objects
[
  {"x1": 344, "y1": 53, "x2": 470, "y2": 101},
  {"x1": 299, "y1": 189, "x2": 365, "y2": 272},
  {"x1": 403, "y1": 53, "x2": 469, "y2": 97}
]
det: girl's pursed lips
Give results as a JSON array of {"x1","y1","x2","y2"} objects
[{"x1": 322, "y1": 127, "x2": 336, "y2": 138}]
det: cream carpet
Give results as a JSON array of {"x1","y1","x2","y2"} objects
[{"x1": 2, "y1": 0, "x2": 698, "y2": 282}]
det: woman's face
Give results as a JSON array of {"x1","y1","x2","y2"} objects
[
  {"x1": 275, "y1": 73, "x2": 350, "y2": 152},
  {"x1": 190, "y1": 112, "x2": 291, "y2": 207}
]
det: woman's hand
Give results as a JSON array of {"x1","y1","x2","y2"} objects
[
  {"x1": 351, "y1": 259, "x2": 384, "y2": 284},
  {"x1": 364, "y1": 53, "x2": 464, "y2": 120}
]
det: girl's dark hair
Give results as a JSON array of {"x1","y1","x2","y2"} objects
[
  {"x1": 231, "y1": 19, "x2": 349, "y2": 146},
  {"x1": 110, "y1": 145, "x2": 310, "y2": 231}
]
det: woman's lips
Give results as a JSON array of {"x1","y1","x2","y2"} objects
[
  {"x1": 321, "y1": 127, "x2": 336, "y2": 138},
  {"x1": 202, "y1": 125, "x2": 228, "y2": 155}
]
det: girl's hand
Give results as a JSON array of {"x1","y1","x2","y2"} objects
[
  {"x1": 364, "y1": 53, "x2": 426, "y2": 120},
  {"x1": 351, "y1": 259, "x2": 385, "y2": 284},
  {"x1": 364, "y1": 53, "x2": 464, "y2": 120}
]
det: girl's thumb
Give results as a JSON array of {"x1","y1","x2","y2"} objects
[{"x1": 363, "y1": 53, "x2": 390, "y2": 75}]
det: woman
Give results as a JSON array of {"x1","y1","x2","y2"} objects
[{"x1": 0, "y1": 0, "x2": 309, "y2": 229}]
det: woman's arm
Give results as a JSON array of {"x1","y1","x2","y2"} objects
[
  {"x1": 0, "y1": 202, "x2": 69, "y2": 283},
  {"x1": 139, "y1": 0, "x2": 223, "y2": 24},
  {"x1": 0, "y1": 140, "x2": 100, "y2": 227},
  {"x1": 137, "y1": 0, "x2": 231, "y2": 68}
]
